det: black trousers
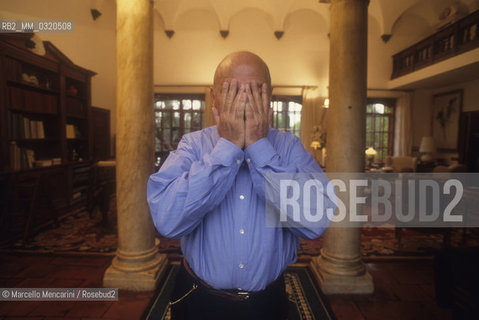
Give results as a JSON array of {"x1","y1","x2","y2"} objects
[{"x1": 169, "y1": 263, "x2": 289, "y2": 320}]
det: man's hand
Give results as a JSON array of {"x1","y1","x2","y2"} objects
[
  {"x1": 245, "y1": 81, "x2": 271, "y2": 147},
  {"x1": 212, "y1": 79, "x2": 246, "y2": 149}
]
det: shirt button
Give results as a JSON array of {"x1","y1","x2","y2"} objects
[
  {"x1": 239, "y1": 195, "x2": 245, "y2": 200},
  {"x1": 239, "y1": 264, "x2": 244, "y2": 269},
  {"x1": 236, "y1": 159, "x2": 241, "y2": 165},
  {"x1": 247, "y1": 158, "x2": 251, "y2": 163},
  {"x1": 240, "y1": 228, "x2": 245, "y2": 235}
]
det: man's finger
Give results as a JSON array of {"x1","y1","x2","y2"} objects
[
  {"x1": 232, "y1": 85, "x2": 245, "y2": 117},
  {"x1": 225, "y1": 79, "x2": 238, "y2": 113},
  {"x1": 251, "y1": 80, "x2": 263, "y2": 115},
  {"x1": 245, "y1": 101, "x2": 254, "y2": 120},
  {"x1": 262, "y1": 83, "x2": 270, "y2": 114},
  {"x1": 236, "y1": 90, "x2": 246, "y2": 119},
  {"x1": 220, "y1": 81, "x2": 229, "y2": 113},
  {"x1": 245, "y1": 83, "x2": 258, "y2": 115}
]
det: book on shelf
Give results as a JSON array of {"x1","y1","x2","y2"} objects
[
  {"x1": 9, "y1": 141, "x2": 35, "y2": 170},
  {"x1": 34, "y1": 159, "x2": 53, "y2": 167},
  {"x1": 8, "y1": 112, "x2": 45, "y2": 139},
  {"x1": 66, "y1": 124, "x2": 76, "y2": 138}
]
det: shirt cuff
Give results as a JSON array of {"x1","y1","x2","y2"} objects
[
  {"x1": 245, "y1": 138, "x2": 277, "y2": 167},
  {"x1": 210, "y1": 137, "x2": 244, "y2": 166}
]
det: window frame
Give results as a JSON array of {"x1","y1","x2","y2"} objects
[
  {"x1": 153, "y1": 93, "x2": 205, "y2": 153},
  {"x1": 366, "y1": 98, "x2": 396, "y2": 164},
  {"x1": 270, "y1": 95, "x2": 303, "y2": 139}
]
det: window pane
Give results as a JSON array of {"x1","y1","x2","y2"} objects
[
  {"x1": 192, "y1": 112, "x2": 201, "y2": 128},
  {"x1": 277, "y1": 102, "x2": 283, "y2": 112},
  {"x1": 173, "y1": 112, "x2": 180, "y2": 127},
  {"x1": 155, "y1": 101, "x2": 165, "y2": 109},
  {"x1": 192, "y1": 100, "x2": 202, "y2": 110},
  {"x1": 172, "y1": 100, "x2": 180, "y2": 110},
  {"x1": 277, "y1": 113, "x2": 285, "y2": 128},
  {"x1": 184, "y1": 112, "x2": 191, "y2": 128},
  {"x1": 374, "y1": 104, "x2": 385, "y2": 114},
  {"x1": 163, "y1": 128, "x2": 170, "y2": 144},
  {"x1": 155, "y1": 111, "x2": 162, "y2": 126},
  {"x1": 183, "y1": 99, "x2": 192, "y2": 110},
  {"x1": 172, "y1": 128, "x2": 180, "y2": 144},
  {"x1": 163, "y1": 112, "x2": 171, "y2": 128}
]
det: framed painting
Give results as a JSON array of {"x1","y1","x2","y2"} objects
[{"x1": 431, "y1": 90, "x2": 463, "y2": 152}]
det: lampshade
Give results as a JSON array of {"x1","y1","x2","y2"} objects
[
  {"x1": 365, "y1": 147, "x2": 377, "y2": 157},
  {"x1": 419, "y1": 136, "x2": 436, "y2": 153}
]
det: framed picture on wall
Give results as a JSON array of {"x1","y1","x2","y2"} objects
[{"x1": 431, "y1": 90, "x2": 463, "y2": 152}]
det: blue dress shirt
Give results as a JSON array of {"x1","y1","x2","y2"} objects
[{"x1": 147, "y1": 126, "x2": 332, "y2": 291}]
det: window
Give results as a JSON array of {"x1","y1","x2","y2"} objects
[
  {"x1": 154, "y1": 94, "x2": 205, "y2": 152},
  {"x1": 270, "y1": 96, "x2": 302, "y2": 138},
  {"x1": 366, "y1": 98, "x2": 395, "y2": 164}
]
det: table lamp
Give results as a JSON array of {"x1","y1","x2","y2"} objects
[
  {"x1": 419, "y1": 136, "x2": 436, "y2": 162},
  {"x1": 365, "y1": 147, "x2": 377, "y2": 169}
]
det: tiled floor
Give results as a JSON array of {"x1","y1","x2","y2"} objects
[
  {"x1": 328, "y1": 259, "x2": 452, "y2": 320},
  {"x1": 0, "y1": 253, "x2": 452, "y2": 319},
  {"x1": 0, "y1": 254, "x2": 154, "y2": 320}
]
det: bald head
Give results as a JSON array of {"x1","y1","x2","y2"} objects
[{"x1": 213, "y1": 51, "x2": 271, "y2": 92}]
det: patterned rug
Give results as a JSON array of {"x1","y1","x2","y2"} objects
[
  {"x1": 2, "y1": 198, "x2": 479, "y2": 258},
  {"x1": 143, "y1": 265, "x2": 335, "y2": 320}
]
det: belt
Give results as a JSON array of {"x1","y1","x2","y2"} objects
[{"x1": 182, "y1": 259, "x2": 282, "y2": 302}]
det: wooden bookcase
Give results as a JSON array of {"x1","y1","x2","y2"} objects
[{"x1": 0, "y1": 34, "x2": 96, "y2": 241}]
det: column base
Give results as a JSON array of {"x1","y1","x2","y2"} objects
[
  {"x1": 103, "y1": 241, "x2": 168, "y2": 291},
  {"x1": 310, "y1": 254, "x2": 374, "y2": 294}
]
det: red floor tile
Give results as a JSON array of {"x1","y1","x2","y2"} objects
[
  {"x1": 0, "y1": 301, "x2": 42, "y2": 317},
  {"x1": 65, "y1": 301, "x2": 113, "y2": 318},
  {"x1": 0, "y1": 253, "x2": 453, "y2": 319},
  {"x1": 102, "y1": 299, "x2": 152, "y2": 320},
  {"x1": 328, "y1": 299, "x2": 365, "y2": 320},
  {"x1": 29, "y1": 301, "x2": 77, "y2": 317}
]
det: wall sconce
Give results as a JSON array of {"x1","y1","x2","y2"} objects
[
  {"x1": 220, "y1": 30, "x2": 229, "y2": 39},
  {"x1": 91, "y1": 9, "x2": 102, "y2": 21},
  {"x1": 274, "y1": 31, "x2": 284, "y2": 40},
  {"x1": 323, "y1": 98, "x2": 329, "y2": 108}
]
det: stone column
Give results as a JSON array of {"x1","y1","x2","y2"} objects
[
  {"x1": 310, "y1": 0, "x2": 373, "y2": 294},
  {"x1": 103, "y1": 0, "x2": 167, "y2": 291}
]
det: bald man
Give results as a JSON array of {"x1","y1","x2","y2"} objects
[{"x1": 147, "y1": 52, "x2": 331, "y2": 320}]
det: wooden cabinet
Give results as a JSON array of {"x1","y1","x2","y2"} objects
[{"x1": 0, "y1": 33, "x2": 96, "y2": 240}]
